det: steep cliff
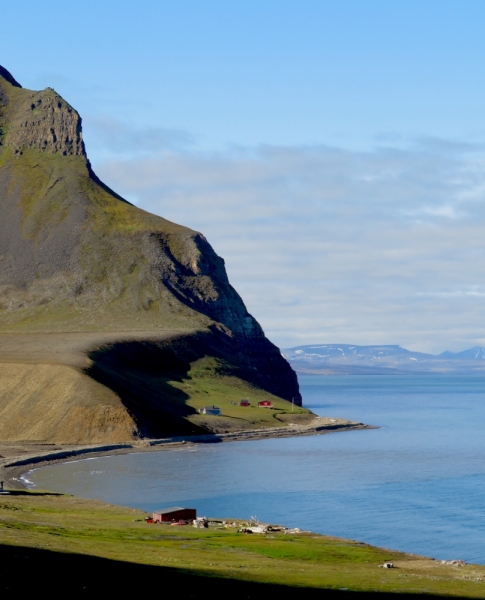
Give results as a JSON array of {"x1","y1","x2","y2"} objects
[{"x1": 0, "y1": 66, "x2": 302, "y2": 442}]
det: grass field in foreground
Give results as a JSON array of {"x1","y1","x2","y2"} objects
[{"x1": 0, "y1": 492, "x2": 484, "y2": 597}]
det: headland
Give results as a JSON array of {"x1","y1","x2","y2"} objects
[{"x1": 0, "y1": 64, "x2": 307, "y2": 445}]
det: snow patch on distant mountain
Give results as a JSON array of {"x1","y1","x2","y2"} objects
[{"x1": 282, "y1": 344, "x2": 485, "y2": 374}]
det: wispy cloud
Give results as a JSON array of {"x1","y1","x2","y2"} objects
[
  {"x1": 417, "y1": 289, "x2": 485, "y2": 297},
  {"x1": 87, "y1": 124, "x2": 485, "y2": 353},
  {"x1": 84, "y1": 115, "x2": 195, "y2": 159}
]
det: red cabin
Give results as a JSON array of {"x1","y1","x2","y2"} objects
[
  {"x1": 152, "y1": 507, "x2": 197, "y2": 522},
  {"x1": 257, "y1": 400, "x2": 272, "y2": 408},
  {"x1": 239, "y1": 399, "x2": 251, "y2": 407}
]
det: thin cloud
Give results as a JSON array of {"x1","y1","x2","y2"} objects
[
  {"x1": 84, "y1": 115, "x2": 195, "y2": 158},
  {"x1": 416, "y1": 290, "x2": 485, "y2": 297},
  {"x1": 91, "y1": 136, "x2": 485, "y2": 353}
]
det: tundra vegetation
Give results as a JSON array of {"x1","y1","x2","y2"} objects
[{"x1": 0, "y1": 491, "x2": 484, "y2": 597}]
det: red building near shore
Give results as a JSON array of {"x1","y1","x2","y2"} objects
[{"x1": 152, "y1": 507, "x2": 197, "y2": 522}]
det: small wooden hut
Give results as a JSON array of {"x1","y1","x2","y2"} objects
[{"x1": 152, "y1": 507, "x2": 197, "y2": 522}]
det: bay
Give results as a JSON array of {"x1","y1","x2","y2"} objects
[{"x1": 27, "y1": 374, "x2": 485, "y2": 564}]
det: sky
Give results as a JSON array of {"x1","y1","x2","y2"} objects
[{"x1": 3, "y1": 0, "x2": 485, "y2": 352}]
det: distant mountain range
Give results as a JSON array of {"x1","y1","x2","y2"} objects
[{"x1": 282, "y1": 344, "x2": 485, "y2": 374}]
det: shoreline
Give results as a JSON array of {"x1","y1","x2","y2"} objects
[
  {"x1": 3, "y1": 422, "x2": 485, "y2": 594},
  {"x1": 2, "y1": 491, "x2": 484, "y2": 596},
  {"x1": 0, "y1": 417, "x2": 374, "y2": 489}
]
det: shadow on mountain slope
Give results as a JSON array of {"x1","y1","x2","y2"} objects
[
  {"x1": 84, "y1": 329, "x2": 305, "y2": 439},
  {"x1": 85, "y1": 336, "x2": 206, "y2": 438}
]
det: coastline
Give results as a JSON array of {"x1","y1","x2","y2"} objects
[
  {"x1": 4, "y1": 418, "x2": 485, "y2": 595},
  {"x1": 0, "y1": 416, "x2": 374, "y2": 489}
]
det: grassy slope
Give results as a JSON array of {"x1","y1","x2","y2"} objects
[
  {"x1": 81, "y1": 334, "x2": 311, "y2": 440},
  {"x1": 0, "y1": 492, "x2": 484, "y2": 597},
  {"x1": 86, "y1": 349, "x2": 311, "y2": 440},
  {"x1": 0, "y1": 354, "x2": 310, "y2": 443},
  {"x1": 0, "y1": 148, "x2": 208, "y2": 333},
  {"x1": 165, "y1": 356, "x2": 310, "y2": 433}
]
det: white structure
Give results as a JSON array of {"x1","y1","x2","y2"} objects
[{"x1": 198, "y1": 406, "x2": 221, "y2": 415}]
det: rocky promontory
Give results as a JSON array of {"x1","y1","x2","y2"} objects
[{"x1": 0, "y1": 65, "x2": 303, "y2": 444}]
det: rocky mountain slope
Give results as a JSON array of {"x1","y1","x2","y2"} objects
[{"x1": 0, "y1": 65, "x2": 302, "y2": 443}]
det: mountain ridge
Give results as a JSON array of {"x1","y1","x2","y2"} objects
[
  {"x1": 0, "y1": 65, "x2": 303, "y2": 443},
  {"x1": 283, "y1": 343, "x2": 485, "y2": 374}
]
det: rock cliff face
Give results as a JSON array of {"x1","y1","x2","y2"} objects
[
  {"x1": 0, "y1": 64, "x2": 302, "y2": 439},
  {"x1": 1, "y1": 87, "x2": 85, "y2": 156}
]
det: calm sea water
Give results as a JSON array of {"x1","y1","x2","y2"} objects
[{"x1": 27, "y1": 374, "x2": 485, "y2": 564}]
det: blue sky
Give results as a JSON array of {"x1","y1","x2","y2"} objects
[
  {"x1": 3, "y1": 1, "x2": 485, "y2": 351},
  {"x1": 7, "y1": 0, "x2": 485, "y2": 149}
]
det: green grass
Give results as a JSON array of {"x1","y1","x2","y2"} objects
[
  {"x1": 86, "y1": 348, "x2": 313, "y2": 437},
  {"x1": 0, "y1": 148, "x2": 215, "y2": 334},
  {"x1": 0, "y1": 148, "x2": 184, "y2": 239},
  {"x1": 0, "y1": 492, "x2": 484, "y2": 597},
  {"x1": 183, "y1": 357, "x2": 310, "y2": 430}
]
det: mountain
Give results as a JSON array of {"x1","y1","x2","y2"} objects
[
  {"x1": 0, "y1": 65, "x2": 303, "y2": 443},
  {"x1": 283, "y1": 344, "x2": 485, "y2": 374},
  {"x1": 439, "y1": 347, "x2": 485, "y2": 360}
]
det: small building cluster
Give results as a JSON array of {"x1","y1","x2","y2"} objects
[
  {"x1": 240, "y1": 399, "x2": 273, "y2": 408},
  {"x1": 197, "y1": 399, "x2": 273, "y2": 415},
  {"x1": 145, "y1": 507, "x2": 305, "y2": 535}
]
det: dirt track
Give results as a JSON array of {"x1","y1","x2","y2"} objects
[{"x1": 0, "y1": 330, "x2": 186, "y2": 367}]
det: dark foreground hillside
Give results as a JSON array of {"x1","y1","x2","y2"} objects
[{"x1": 0, "y1": 543, "x2": 474, "y2": 599}]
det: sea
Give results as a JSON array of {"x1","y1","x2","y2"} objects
[{"x1": 26, "y1": 374, "x2": 485, "y2": 564}]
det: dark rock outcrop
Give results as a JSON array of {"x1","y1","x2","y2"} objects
[{"x1": 0, "y1": 66, "x2": 21, "y2": 88}]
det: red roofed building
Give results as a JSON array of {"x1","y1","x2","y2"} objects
[{"x1": 152, "y1": 507, "x2": 196, "y2": 522}]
